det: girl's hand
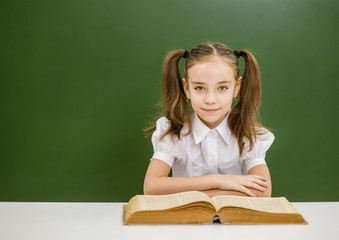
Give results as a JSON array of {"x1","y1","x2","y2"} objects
[{"x1": 215, "y1": 175, "x2": 269, "y2": 197}]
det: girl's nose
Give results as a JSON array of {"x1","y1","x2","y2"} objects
[{"x1": 204, "y1": 91, "x2": 217, "y2": 104}]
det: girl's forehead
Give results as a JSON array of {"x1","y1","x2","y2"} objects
[{"x1": 187, "y1": 56, "x2": 236, "y2": 79}]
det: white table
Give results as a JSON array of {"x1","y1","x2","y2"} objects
[{"x1": 0, "y1": 201, "x2": 338, "y2": 240}]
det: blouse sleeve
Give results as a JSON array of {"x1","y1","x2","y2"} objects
[
  {"x1": 150, "y1": 117, "x2": 179, "y2": 167},
  {"x1": 240, "y1": 128, "x2": 275, "y2": 175}
]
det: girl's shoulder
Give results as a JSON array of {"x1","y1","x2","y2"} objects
[
  {"x1": 243, "y1": 127, "x2": 275, "y2": 153},
  {"x1": 153, "y1": 117, "x2": 190, "y2": 141},
  {"x1": 154, "y1": 117, "x2": 170, "y2": 133},
  {"x1": 255, "y1": 127, "x2": 275, "y2": 141}
]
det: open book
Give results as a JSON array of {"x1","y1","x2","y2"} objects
[{"x1": 123, "y1": 191, "x2": 307, "y2": 225}]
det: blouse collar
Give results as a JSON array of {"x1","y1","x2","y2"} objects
[{"x1": 192, "y1": 111, "x2": 232, "y2": 145}]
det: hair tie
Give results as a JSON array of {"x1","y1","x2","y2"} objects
[
  {"x1": 233, "y1": 50, "x2": 241, "y2": 58},
  {"x1": 183, "y1": 50, "x2": 189, "y2": 59}
]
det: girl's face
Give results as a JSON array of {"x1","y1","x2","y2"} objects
[{"x1": 183, "y1": 56, "x2": 241, "y2": 129}]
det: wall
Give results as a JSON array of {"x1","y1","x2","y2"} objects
[{"x1": 1, "y1": 0, "x2": 338, "y2": 202}]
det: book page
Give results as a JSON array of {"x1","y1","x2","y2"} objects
[
  {"x1": 136, "y1": 191, "x2": 211, "y2": 211},
  {"x1": 211, "y1": 196, "x2": 298, "y2": 213}
]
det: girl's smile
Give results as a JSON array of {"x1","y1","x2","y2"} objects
[{"x1": 202, "y1": 108, "x2": 220, "y2": 113}]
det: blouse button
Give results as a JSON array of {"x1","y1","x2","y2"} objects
[{"x1": 209, "y1": 130, "x2": 217, "y2": 137}]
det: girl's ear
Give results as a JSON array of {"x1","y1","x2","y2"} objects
[
  {"x1": 182, "y1": 78, "x2": 191, "y2": 99},
  {"x1": 234, "y1": 76, "x2": 242, "y2": 98}
]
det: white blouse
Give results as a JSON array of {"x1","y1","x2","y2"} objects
[{"x1": 151, "y1": 112, "x2": 274, "y2": 177}]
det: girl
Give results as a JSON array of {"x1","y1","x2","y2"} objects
[{"x1": 143, "y1": 42, "x2": 274, "y2": 197}]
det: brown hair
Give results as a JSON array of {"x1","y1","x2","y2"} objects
[{"x1": 145, "y1": 42, "x2": 266, "y2": 155}]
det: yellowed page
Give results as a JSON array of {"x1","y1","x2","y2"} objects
[
  {"x1": 211, "y1": 196, "x2": 298, "y2": 213},
  {"x1": 210, "y1": 195, "x2": 251, "y2": 212},
  {"x1": 135, "y1": 191, "x2": 211, "y2": 211}
]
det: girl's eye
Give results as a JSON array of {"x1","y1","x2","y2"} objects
[
  {"x1": 218, "y1": 86, "x2": 228, "y2": 91},
  {"x1": 195, "y1": 86, "x2": 205, "y2": 91}
]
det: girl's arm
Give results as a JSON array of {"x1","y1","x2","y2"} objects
[
  {"x1": 143, "y1": 159, "x2": 217, "y2": 195},
  {"x1": 201, "y1": 164, "x2": 272, "y2": 197},
  {"x1": 248, "y1": 164, "x2": 271, "y2": 197},
  {"x1": 143, "y1": 159, "x2": 269, "y2": 196}
]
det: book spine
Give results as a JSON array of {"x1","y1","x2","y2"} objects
[{"x1": 211, "y1": 214, "x2": 222, "y2": 224}]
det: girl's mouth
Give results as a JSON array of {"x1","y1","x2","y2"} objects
[{"x1": 202, "y1": 108, "x2": 219, "y2": 113}]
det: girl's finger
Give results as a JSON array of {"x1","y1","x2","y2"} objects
[
  {"x1": 253, "y1": 178, "x2": 270, "y2": 187},
  {"x1": 235, "y1": 185, "x2": 256, "y2": 197},
  {"x1": 251, "y1": 175, "x2": 268, "y2": 181},
  {"x1": 249, "y1": 182, "x2": 267, "y2": 192}
]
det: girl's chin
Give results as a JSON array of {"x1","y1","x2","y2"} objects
[{"x1": 200, "y1": 118, "x2": 224, "y2": 129}]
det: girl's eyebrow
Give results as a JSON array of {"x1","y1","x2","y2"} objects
[{"x1": 191, "y1": 80, "x2": 233, "y2": 85}]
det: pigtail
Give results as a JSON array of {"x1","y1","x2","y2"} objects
[
  {"x1": 144, "y1": 49, "x2": 191, "y2": 140},
  {"x1": 228, "y1": 49, "x2": 262, "y2": 155}
]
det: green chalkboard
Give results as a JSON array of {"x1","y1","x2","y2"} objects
[{"x1": 1, "y1": 0, "x2": 338, "y2": 202}]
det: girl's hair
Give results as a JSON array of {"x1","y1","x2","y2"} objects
[{"x1": 145, "y1": 42, "x2": 265, "y2": 155}]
